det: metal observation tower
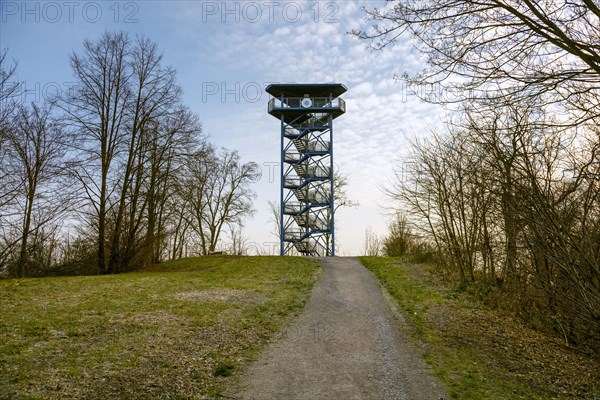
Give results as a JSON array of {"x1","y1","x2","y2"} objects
[{"x1": 266, "y1": 83, "x2": 347, "y2": 257}]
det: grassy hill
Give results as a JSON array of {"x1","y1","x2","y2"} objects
[
  {"x1": 0, "y1": 256, "x2": 319, "y2": 400},
  {"x1": 360, "y1": 257, "x2": 600, "y2": 400},
  {"x1": 4, "y1": 255, "x2": 598, "y2": 399}
]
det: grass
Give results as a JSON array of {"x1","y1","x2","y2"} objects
[
  {"x1": 0, "y1": 255, "x2": 320, "y2": 400},
  {"x1": 359, "y1": 256, "x2": 600, "y2": 400}
]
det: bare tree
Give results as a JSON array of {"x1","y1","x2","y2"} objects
[
  {"x1": 358, "y1": 1, "x2": 600, "y2": 346},
  {"x1": 61, "y1": 31, "x2": 131, "y2": 274},
  {"x1": 390, "y1": 102, "x2": 600, "y2": 345},
  {"x1": 354, "y1": 1, "x2": 600, "y2": 125},
  {"x1": 182, "y1": 146, "x2": 215, "y2": 256},
  {"x1": 226, "y1": 223, "x2": 248, "y2": 255},
  {"x1": 381, "y1": 213, "x2": 414, "y2": 257},
  {"x1": 462, "y1": 101, "x2": 567, "y2": 285},
  {"x1": 268, "y1": 200, "x2": 300, "y2": 256},
  {"x1": 3, "y1": 103, "x2": 68, "y2": 277},
  {"x1": 168, "y1": 178, "x2": 194, "y2": 260},
  {"x1": 0, "y1": 51, "x2": 21, "y2": 214},
  {"x1": 106, "y1": 36, "x2": 184, "y2": 272},
  {"x1": 268, "y1": 200, "x2": 281, "y2": 241},
  {"x1": 184, "y1": 149, "x2": 259, "y2": 255},
  {"x1": 324, "y1": 170, "x2": 359, "y2": 255},
  {"x1": 61, "y1": 31, "x2": 203, "y2": 273},
  {"x1": 363, "y1": 226, "x2": 381, "y2": 256},
  {"x1": 142, "y1": 107, "x2": 203, "y2": 265},
  {"x1": 0, "y1": 50, "x2": 19, "y2": 132},
  {"x1": 389, "y1": 129, "x2": 488, "y2": 283}
]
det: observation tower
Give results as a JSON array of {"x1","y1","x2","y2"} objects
[{"x1": 266, "y1": 83, "x2": 346, "y2": 256}]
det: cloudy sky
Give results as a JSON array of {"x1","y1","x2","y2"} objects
[{"x1": 1, "y1": 0, "x2": 444, "y2": 255}]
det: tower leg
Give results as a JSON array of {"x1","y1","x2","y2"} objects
[
  {"x1": 330, "y1": 113, "x2": 335, "y2": 257},
  {"x1": 279, "y1": 114, "x2": 285, "y2": 256}
]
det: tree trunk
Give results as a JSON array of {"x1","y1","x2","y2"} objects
[{"x1": 16, "y1": 184, "x2": 36, "y2": 278}]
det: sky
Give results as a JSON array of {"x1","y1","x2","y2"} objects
[{"x1": 0, "y1": 0, "x2": 445, "y2": 255}]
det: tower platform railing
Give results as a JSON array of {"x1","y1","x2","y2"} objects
[{"x1": 268, "y1": 97, "x2": 346, "y2": 112}]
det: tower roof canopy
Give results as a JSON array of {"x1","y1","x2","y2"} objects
[{"x1": 266, "y1": 83, "x2": 347, "y2": 98}]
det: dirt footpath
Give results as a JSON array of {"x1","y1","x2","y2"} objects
[{"x1": 226, "y1": 257, "x2": 447, "y2": 400}]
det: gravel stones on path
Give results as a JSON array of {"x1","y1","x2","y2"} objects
[{"x1": 226, "y1": 257, "x2": 447, "y2": 400}]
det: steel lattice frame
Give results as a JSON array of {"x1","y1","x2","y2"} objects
[{"x1": 266, "y1": 84, "x2": 346, "y2": 257}]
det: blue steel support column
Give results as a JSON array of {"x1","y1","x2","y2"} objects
[
  {"x1": 279, "y1": 112, "x2": 285, "y2": 256},
  {"x1": 329, "y1": 112, "x2": 335, "y2": 256}
]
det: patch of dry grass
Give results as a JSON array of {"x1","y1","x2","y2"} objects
[
  {"x1": 0, "y1": 256, "x2": 319, "y2": 399},
  {"x1": 171, "y1": 289, "x2": 267, "y2": 304}
]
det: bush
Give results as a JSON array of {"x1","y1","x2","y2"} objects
[{"x1": 382, "y1": 213, "x2": 413, "y2": 257}]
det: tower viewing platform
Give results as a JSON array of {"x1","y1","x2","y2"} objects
[{"x1": 267, "y1": 84, "x2": 346, "y2": 123}]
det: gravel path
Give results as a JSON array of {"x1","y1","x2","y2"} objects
[{"x1": 226, "y1": 257, "x2": 447, "y2": 400}]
